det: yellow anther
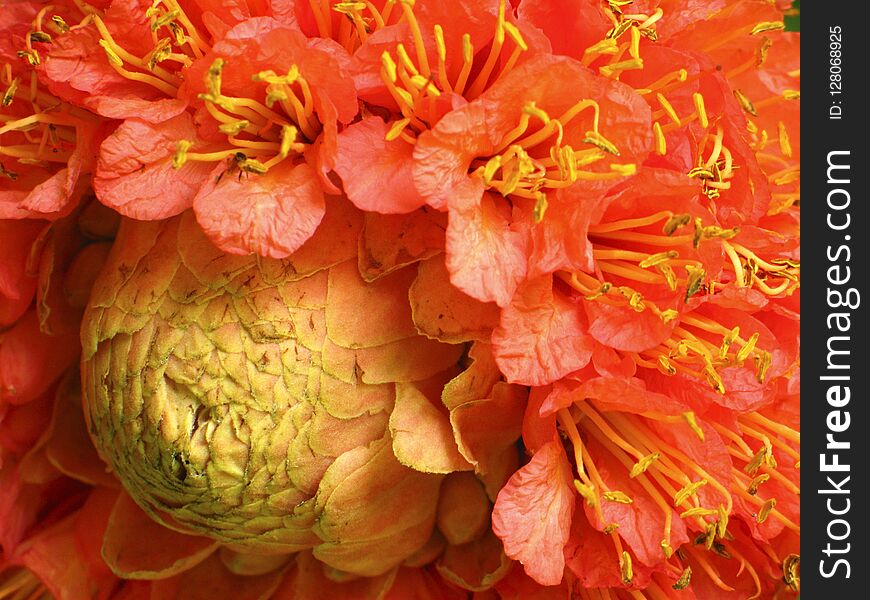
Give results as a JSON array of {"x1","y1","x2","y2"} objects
[
  {"x1": 777, "y1": 121, "x2": 792, "y2": 158},
  {"x1": 756, "y1": 36, "x2": 773, "y2": 67},
  {"x1": 218, "y1": 120, "x2": 250, "y2": 136},
  {"x1": 679, "y1": 506, "x2": 718, "y2": 519},
  {"x1": 151, "y1": 9, "x2": 180, "y2": 31},
  {"x1": 503, "y1": 22, "x2": 528, "y2": 51},
  {"x1": 30, "y1": 31, "x2": 52, "y2": 43},
  {"x1": 628, "y1": 291, "x2": 645, "y2": 311},
  {"x1": 703, "y1": 522, "x2": 717, "y2": 550},
  {"x1": 684, "y1": 265, "x2": 706, "y2": 301},
  {"x1": 16, "y1": 49, "x2": 40, "y2": 66},
  {"x1": 409, "y1": 74, "x2": 440, "y2": 96},
  {"x1": 756, "y1": 498, "x2": 776, "y2": 523},
  {"x1": 462, "y1": 33, "x2": 473, "y2": 63},
  {"x1": 662, "y1": 214, "x2": 690, "y2": 235},
  {"x1": 736, "y1": 332, "x2": 759, "y2": 363},
  {"x1": 750, "y1": 21, "x2": 785, "y2": 35},
  {"x1": 692, "y1": 92, "x2": 709, "y2": 129},
  {"x1": 719, "y1": 326, "x2": 740, "y2": 358},
  {"x1": 607, "y1": 19, "x2": 633, "y2": 40},
  {"x1": 682, "y1": 411, "x2": 705, "y2": 441},
  {"x1": 702, "y1": 225, "x2": 740, "y2": 241},
  {"x1": 673, "y1": 566, "x2": 692, "y2": 590},
  {"x1": 482, "y1": 155, "x2": 502, "y2": 183},
  {"x1": 733, "y1": 89, "x2": 757, "y2": 116},
  {"x1": 603, "y1": 523, "x2": 620, "y2": 535},
  {"x1": 639, "y1": 250, "x2": 678, "y2": 268},
  {"x1": 747, "y1": 473, "x2": 770, "y2": 495},
  {"x1": 574, "y1": 480, "x2": 598, "y2": 507},
  {"x1": 620, "y1": 551, "x2": 633, "y2": 585},
  {"x1": 2, "y1": 77, "x2": 18, "y2": 107},
  {"x1": 146, "y1": 37, "x2": 173, "y2": 71},
  {"x1": 206, "y1": 58, "x2": 224, "y2": 97},
  {"x1": 533, "y1": 192, "x2": 548, "y2": 224},
  {"x1": 755, "y1": 350, "x2": 772, "y2": 383},
  {"x1": 264, "y1": 84, "x2": 288, "y2": 107},
  {"x1": 657, "y1": 264, "x2": 678, "y2": 291},
  {"x1": 599, "y1": 57, "x2": 643, "y2": 77},
  {"x1": 653, "y1": 121, "x2": 666, "y2": 155},
  {"x1": 659, "y1": 309, "x2": 679, "y2": 324},
  {"x1": 51, "y1": 15, "x2": 70, "y2": 33},
  {"x1": 280, "y1": 125, "x2": 298, "y2": 158},
  {"x1": 661, "y1": 540, "x2": 674, "y2": 559},
  {"x1": 172, "y1": 139, "x2": 193, "y2": 169},
  {"x1": 394, "y1": 86, "x2": 415, "y2": 108},
  {"x1": 385, "y1": 118, "x2": 411, "y2": 142},
  {"x1": 433, "y1": 24, "x2": 446, "y2": 61},
  {"x1": 603, "y1": 490, "x2": 633, "y2": 504},
  {"x1": 584, "y1": 38, "x2": 619, "y2": 58},
  {"x1": 688, "y1": 168, "x2": 715, "y2": 191},
  {"x1": 98, "y1": 40, "x2": 124, "y2": 67},
  {"x1": 716, "y1": 504, "x2": 729, "y2": 538},
  {"x1": 744, "y1": 446, "x2": 770, "y2": 475},
  {"x1": 610, "y1": 163, "x2": 636, "y2": 176},
  {"x1": 380, "y1": 51, "x2": 398, "y2": 82},
  {"x1": 522, "y1": 102, "x2": 550, "y2": 124},
  {"x1": 704, "y1": 362, "x2": 725, "y2": 394},
  {"x1": 239, "y1": 158, "x2": 268, "y2": 174},
  {"x1": 395, "y1": 43, "x2": 419, "y2": 75},
  {"x1": 674, "y1": 479, "x2": 708, "y2": 506},
  {"x1": 630, "y1": 452, "x2": 660, "y2": 478},
  {"x1": 629, "y1": 25, "x2": 641, "y2": 59},
  {"x1": 332, "y1": 2, "x2": 367, "y2": 12},
  {"x1": 783, "y1": 89, "x2": 801, "y2": 100},
  {"x1": 783, "y1": 555, "x2": 800, "y2": 592}
]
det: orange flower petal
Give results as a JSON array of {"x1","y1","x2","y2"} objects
[
  {"x1": 390, "y1": 382, "x2": 473, "y2": 474},
  {"x1": 492, "y1": 276, "x2": 594, "y2": 386},
  {"x1": 410, "y1": 255, "x2": 501, "y2": 344},
  {"x1": 334, "y1": 116, "x2": 426, "y2": 214},
  {"x1": 193, "y1": 161, "x2": 326, "y2": 259},
  {"x1": 492, "y1": 438, "x2": 574, "y2": 586},
  {"x1": 101, "y1": 492, "x2": 218, "y2": 579}
]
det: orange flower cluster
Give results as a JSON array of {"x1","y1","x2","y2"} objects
[{"x1": 2, "y1": 0, "x2": 798, "y2": 598}]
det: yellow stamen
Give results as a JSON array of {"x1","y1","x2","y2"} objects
[
  {"x1": 692, "y1": 92, "x2": 708, "y2": 129},
  {"x1": 172, "y1": 139, "x2": 192, "y2": 169},
  {"x1": 733, "y1": 89, "x2": 758, "y2": 116},
  {"x1": 682, "y1": 412, "x2": 705, "y2": 441},
  {"x1": 603, "y1": 490, "x2": 634, "y2": 504},
  {"x1": 673, "y1": 566, "x2": 692, "y2": 590},
  {"x1": 656, "y1": 93, "x2": 681, "y2": 126},
  {"x1": 756, "y1": 498, "x2": 776, "y2": 523},
  {"x1": 750, "y1": 21, "x2": 785, "y2": 35},
  {"x1": 630, "y1": 452, "x2": 660, "y2": 478},
  {"x1": 673, "y1": 479, "x2": 707, "y2": 506},
  {"x1": 777, "y1": 121, "x2": 792, "y2": 158},
  {"x1": 620, "y1": 551, "x2": 633, "y2": 585},
  {"x1": 653, "y1": 121, "x2": 666, "y2": 155}
]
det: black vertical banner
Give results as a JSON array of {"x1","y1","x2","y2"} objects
[{"x1": 802, "y1": 2, "x2": 869, "y2": 596}]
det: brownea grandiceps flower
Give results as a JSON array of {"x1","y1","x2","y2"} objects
[{"x1": 78, "y1": 208, "x2": 494, "y2": 577}]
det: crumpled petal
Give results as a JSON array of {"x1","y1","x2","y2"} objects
[
  {"x1": 193, "y1": 161, "x2": 326, "y2": 258},
  {"x1": 492, "y1": 276, "x2": 594, "y2": 386},
  {"x1": 492, "y1": 438, "x2": 574, "y2": 586},
  {"x1": 94, "y1": 114, "x2": 212, "y2": 220}
]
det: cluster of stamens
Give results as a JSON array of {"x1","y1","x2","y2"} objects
[
  {"x1": 172, "y1": 60, "x2": 312, "y2": 175},
  {"x1": 1, "y1": 63, "x2": 81, "y2": 177}
]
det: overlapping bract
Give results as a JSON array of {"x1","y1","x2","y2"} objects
[{"x1": 2, "y1": 0, "x2": 799, "y2": 598}]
